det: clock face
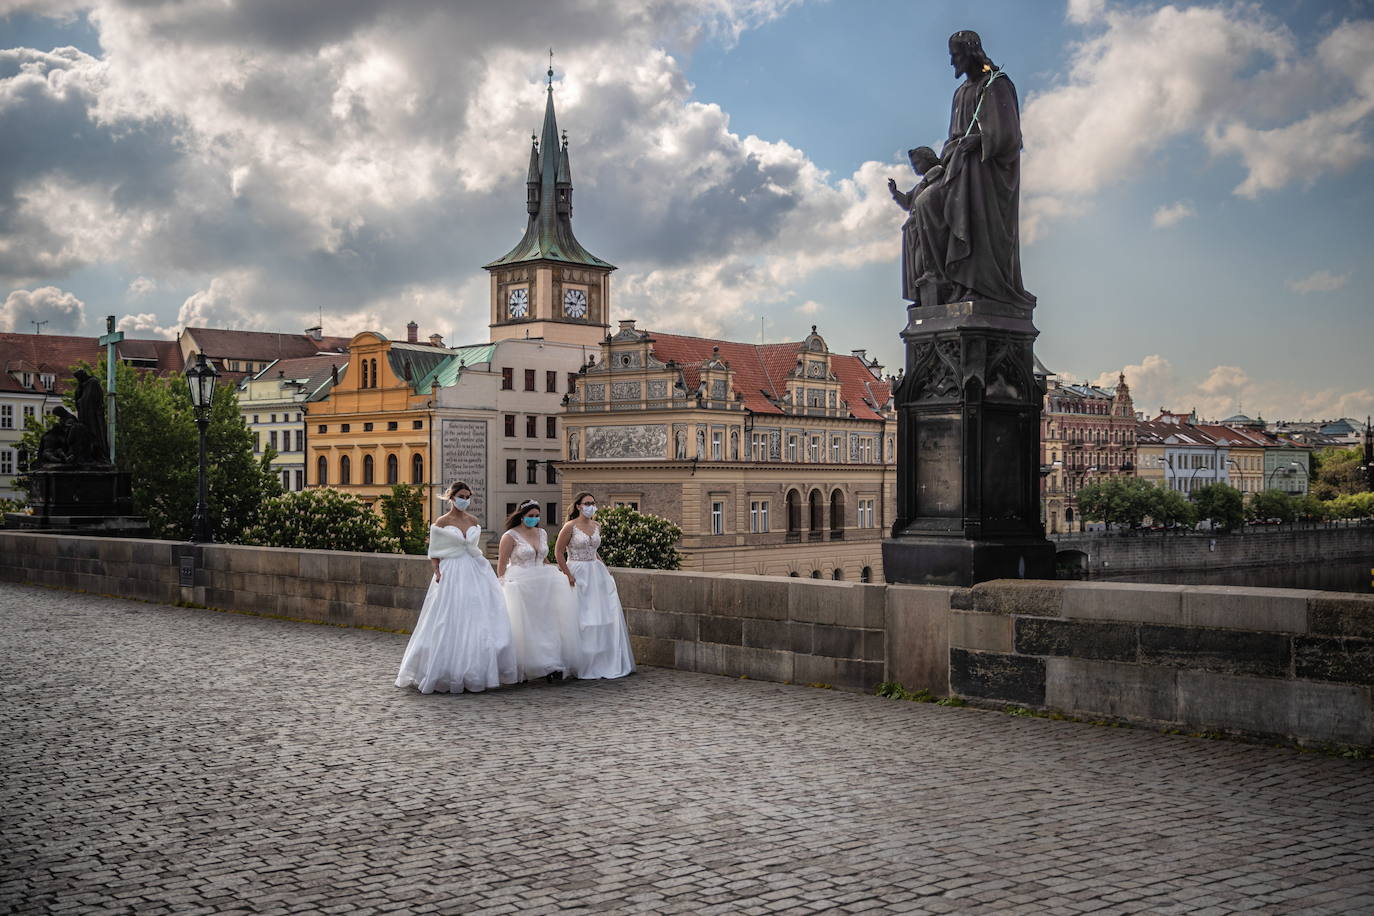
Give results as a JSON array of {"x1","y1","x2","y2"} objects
[
  {"x1": 507, "y1": 288, "x2": 529, "y2": 318},
  {"x1": 563, "y1": 288, "x2": 588, "y2": 318}
]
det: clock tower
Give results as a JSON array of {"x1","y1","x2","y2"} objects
[{"x1": 485, "y1": 68, "x2": 615, "y2": 347}]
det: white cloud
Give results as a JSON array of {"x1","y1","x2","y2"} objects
[
  {"x1": 126, "y1": 276, "x2": 155, "y2": 298},
  {"x1": 0, "y1": 286, "x2": 86, "y2": 333},
  {"x1": 1151, "y1": 200, "x2": 1195, "y2": 229},
  {"x1": 796, "y1": 299, "x2": 822, "y2": 315},
  {"x1": 116, "y1": 311, "x2": 175, "y2": 338},
  {"x1": 1066, "y1": 0, "x2": 1105, "y2": 25},
  {"x1": 1022, "y1": 6, "x2": 1374, "y2": 236},
  {"x1": 1288, "y1": 269, "x2": 1349, "y2": 294}
]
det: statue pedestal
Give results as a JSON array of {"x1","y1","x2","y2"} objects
[
  {"x1": 6, "y1": 468, "x2": 149, "y2": 537},
  {"x1": 882, "y1": 299, "x2": 1054, "y2": 586}
]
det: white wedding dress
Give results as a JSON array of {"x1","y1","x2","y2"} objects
[
  {"x1": 501, "y1": 527, "x2": 581, "y2": 680},
  {"x1": 395, "y1": 525, "x2": 518, "y2": 694},
  {"x1": 566, "y1": 524, "x2": 636, "y2": 680}
]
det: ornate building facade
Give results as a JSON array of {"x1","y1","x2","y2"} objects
[
  {"x1": 1041, "y1": 374, "x2": 1136, "y2": 533},
  {"x1": 559, "y1": 321, "x2": 896, "y2": 581}
]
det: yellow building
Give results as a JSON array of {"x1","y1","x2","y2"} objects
[{"x1": 560, "y1": 322, "x2": 897, "y2": 582}]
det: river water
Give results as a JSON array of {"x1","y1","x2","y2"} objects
[{"x1": 1101, "y1": 560, "x2": 1373, "y2": 594}]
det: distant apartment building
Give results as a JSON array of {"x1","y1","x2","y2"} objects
[
  {"x1": 240, "y1": 356, "x2": 346, "y2": 492},
  {"x1": 1040, "y1": 374, "x2": 1135, "y2": 533},
  {"x1": 180, "y1": 326, "x2": 349, "y2": 386},
  {"x1": 559, "y1": 321, "x2": 896, "y2": 582}
]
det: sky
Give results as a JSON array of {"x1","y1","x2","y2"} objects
[{"x1": 0, "y1": 0, "x2": 1371, "y2": 423}]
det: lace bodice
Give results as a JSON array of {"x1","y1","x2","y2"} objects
[
  {"x1": 567, "y1": 524, "x2": 601, "y2": 563},
  {"x1": 504, "y1": 527, "x2": 547, "y2": 569}
]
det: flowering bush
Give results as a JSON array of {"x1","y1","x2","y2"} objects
[
  {"x1": 240, "y1": 488, "x2": 400, "y2": 553},
  {"x1": 595, "y1": 505, "x2": 683, "y2": 570}
]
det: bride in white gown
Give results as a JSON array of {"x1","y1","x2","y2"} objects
[
  {"x1": 497, "y1": 500, "x2": 581, "y2": 681},
  {"x1": 396, "y1": 482, "x2": 518, "y2": 694},
  {"x1": 555, "y1": 493, "x2": 636, "y2": 680}
]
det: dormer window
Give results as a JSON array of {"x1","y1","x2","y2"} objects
[
  {"x1": 40, "y1": 373, "x2": 55, "y2": 390},
  {"x1": 20, "y1": 372, "x2": 33, "y2": 388}
]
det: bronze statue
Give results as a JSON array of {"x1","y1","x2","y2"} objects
[
  {"x1": 35, "y1": 406, "x2": 97, "y2": 467},
  {"x1": 888, "y1": 146, "x2": 943, "y2": 304},
  {"x1": 908, "y1": 31, "x2": 1035, "y2": 309},
  {"x1": 73, "y1": 368, "x2": 110, "y2": 463}
]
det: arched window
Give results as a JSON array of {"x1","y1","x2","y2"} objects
[
  {"x1": 808, "y1": 488, "x2": 823, "y2": 536},
  {"x1": 809, "y1": 570, "x2": 821, "y2": 579},
  {"x1": 316, "y1": 455, "x2": 328, "y2": 486},
  {"x1": 829, "y1": 488, "x2": 845, "y2": 536},
  {"x1": 370, "y1": 358, "x2": 378, "y2": 388},
  {"x1": 360, "y1": 359, "x2": 369, "y2": 389},
  {"x1": 860, "y1": 566, "x2": 872, "y2": 583},
  {"x1": 832, "y1": 569, "x2": 843, "y2": 580},
  {"x1": 339, "y1": 455, "x2": 351, "y2": 485},
  {"x1": 788, "y1": 571, "x2": 799, "y2": 577},
  {"x1": 786, "y1": 489, "x2": 802, "y2": 534},
  {"x1": 386, "y1": 453, "x2": 398, "y2": 484},
  {"x1": 411, "y1": 453, "x2": 424, "y2": 484},
  {"x1": 363, "y1": 454, "x2": 375, "y2": 485}
]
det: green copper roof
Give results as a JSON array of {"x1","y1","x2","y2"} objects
[
  {"x1": 484, "y1": 84, "x2": 615, "y2": 271},
  {"x1": 412, "y1": 343, "x2": 497, "y2": 394}
]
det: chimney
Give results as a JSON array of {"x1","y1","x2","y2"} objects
[
  {"x1": 407, "y1": 321, "x2": 418, "y2": 343},
  {"x1": 618, "y1": 319, "x2": 636, "y2": 333},
  {"x1": 305, "y1": 325, "x2": 323, "y2": 341},
  {"x1": 429, "y1": 333, "x2": 444, "y2": 347},
  {"x1": 851, "y1": 349, "x2": 867, "y2": 361}
]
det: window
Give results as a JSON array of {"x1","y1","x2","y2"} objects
[
  {"x1": 0, "y1": 405, "x2": 11, "y2": 429},
  {"x1": 412, "y1": 419, "x2": 424, "y2": 430},
  {"x1": 501, "y1": 368, "x2": 514, "y2": 390},
  {"x1": 750, "y1": 500, "x2": 770, "y2": 533},
  {"x1": 526, "y1": 460, "x2": 538, "y2": 484},
  {"x1": 363, "y1": 454, "x2": 374, "y2": 485},
  {"x1": 751, "y1": 433, "x2": 768, "y2": 461},
  {"x1": 363, "y1": 422, "x2": 373, "y2": 432},
  {"x1": 0, "y1": 449, "x2": 12, "y2": 475},
  {"x1": 832, "y1": 437, "x2": 842, "y2": 462},
  {"x1": 506, "y1": 459, "x2": 517, "y2": 484},
  {"x1": 830, "y1": 489, "x2": 845, "y2": 534},
  {"x1": 858, "y1": 498, "x2": 875, "y2": 528},
  {"x1": 809, "y1": 436, "x2": 821, "y2": 463},
  {"x1": 339, "y1": 455, "x2": 351, "y2": 485},
  {"x1": 40, "y1": 373, "x2": 54, "y2": 390},
  {"x1": 361, "y1": 360, "x2": 369, "y2": 389},
  {"x1": 317, "y1": 456, "x2": 328, "y2": 485},
  {"x1": 808, "y1": 489, "x2": 823, "y2": 534},
  {"x1": 546, "y1": 370, "x2": 558, "y2": 393},
  {"x1": 411, "y1": 453, "x2": 423, "y2": 484},
  {"x1": 386, "y1": 453, "x2": 398, "y2": 484},
  {"x1": 711, "y1": 501, "x2": 725, "y2": 535},
  {"x1": 786, "y1": 489, "x2": 802, "y2": 534},
  {"x1": 341, "y1": 423, "x2": 350, "y2": 433},
  {"x1": 370, "y1": 359, "x2": 378, "y2": 387},
  {"x1": 545, "y1": 463, "x2": 557, "y2": 484},
  {"x1": 547, "y1": 502, "x2": 558, "y2": 523},
  {"x1": 253, "y1": 432, "x2": 261, "y2": 453},
  {"x1": 318, "y1": 424, "x2": 327, "y2": 434},
  {"x1": 296, "y1": 413, "x2": 302, "y2": 421},
  {"x1": 268, "y1": 431, "x2": 278, "y2": 452},
  {"x1": 787, "y1": 436, "x2": 798, "y2": 462},
  {"x1": 546, "y1": 417, "x2": 556, "y2": 439},
  {"x1": 504, "y1": 414, "x2": 516, "y2": 437},
  {"x1": 711, "y1": 431, "x2": 722, "y2": 460},
  {"x1": 567, "y1": 372, "x2": 578, "y2": 393},
  {"x1": 281, "y1": 470, "x2": 290, "y2": 490},
  {"x1": 270, "y1": 414, "x2": 277, "y2": 423},
  {"x1": 506, "y1": 502, "x2": 517, "y2": 517},
  {"x1": 253, "y1": 415, "x2": 260, "y2": 424},
  {"x1": 613, "y1": 499, "x2": 640, "y2": 511},
  {"x1": 294, "y1": 470, "x2": 303, "y2": 491},
  {"x1": 526, "y1": 416, "x2": 537, "y2": 438},
  {"x1": 861, "y1": 566, "x2": 873, "y2": 583},
  {"x1": 294, "y1": 430, "x2": 303, "y2": 452},
  {"x1": 524, "y1": 369, "x2": 536, "y2": 391},
  {"x1": 387, "y1": 421, "x2": 398, "y2": 431}
]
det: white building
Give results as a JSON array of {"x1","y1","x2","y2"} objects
[{"x1": 240, "y1": 356, "x2": 346, "y2": 492}]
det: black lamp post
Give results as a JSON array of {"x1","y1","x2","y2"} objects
[{"x1": 186, "y1": 352, "x2": 219, "y2": 543}]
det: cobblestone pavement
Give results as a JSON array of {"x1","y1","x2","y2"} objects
[{"x1": 2, "y1": 583, "x2": 1372, "y2": 916}]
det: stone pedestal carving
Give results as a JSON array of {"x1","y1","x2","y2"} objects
[
  {"x1": 5, "y1": 468, "x2": 149, "y2": 537},
  {"x1": 881, "y1": 299, "x2": 1053, "y2": 586}
]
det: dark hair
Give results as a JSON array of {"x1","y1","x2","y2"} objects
[
  {"x1": 446, "y1": 480, "x2": 471, "y2": 500},
  {"x1": 907, "y1": 146, "x2": 939, "y2": 170},
  {"x1": 504, "y1": 498, "x2": 541, "y2": 531},
  {"x1": 948, "y1": 30, "x2": 996, "y2": 71},
  {"x1": 568, "y1": 492, "x2": 595, "y2": 520}
]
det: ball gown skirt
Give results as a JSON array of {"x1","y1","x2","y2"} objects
[
  {"x1": 501, "y1": 530, "x2": 582, "y2": 680},
  {"x1": 395, "y1": 526, "x2": 518, "y2": 694},
  {"x1": 567, "y1": 558, "x2": 636, "y2": 680}
]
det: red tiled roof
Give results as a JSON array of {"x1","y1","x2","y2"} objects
[
  {"x1": 0, "y1": 333, "x2": 101, "y2": 394},
  {"x1": 644, "y1": 331, "x2": 891, "y2": 421},
  {"x1": 183, "y1": 327, "x2": 350, "y2": 361}
]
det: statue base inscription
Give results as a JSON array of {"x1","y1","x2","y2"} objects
[
  {"x1": 7, "y1": 469, "x2": 149, "y2": 537},
  {"x1": 882, "y1": 299, "x2": 1054, "y2": 586}
]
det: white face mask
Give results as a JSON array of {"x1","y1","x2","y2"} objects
[
  {"x1": 452, "y1": 496, "x2": 471, "y2": 511},
  {"x1": 581, "y1": 504, "x2": 597, "y2": 518}
]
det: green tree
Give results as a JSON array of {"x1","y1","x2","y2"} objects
[
  {"x1": 1310, "y1": 447, "x2": 1364, "y2": 500},
  {"x1": 1325, "y1": 492, "x2": 1374, "y2": 519},
  {"x1": 1075, "y1": 477, "x2": 1157, "y2": 528},
  {"x1": 594, "y1": 505, "x2": 683, "y2": 570},
  {"x1": 19, "y1": 360, "x2": 279, "y2": 540},
  {"x1": 1191, "y1": 482, "x2": 1245, "y2": 532},
  {"x1": 241, "y1": 488, "x2": 400, "y2": 552},
  {"x1": 1148, "y1": 486, "x2": 1198, "y2": 528},
  {"x1": 1294, "y1": 493, "x2": 1328, "y2": 522},
  {"x1": 1247, "y1": 488, "x2": 1297, "y2": 524},
  {"x1": 379, "y1": 483, "x2": 428, "y2": 555}
]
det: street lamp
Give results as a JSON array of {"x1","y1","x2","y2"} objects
[
  {"x1": 1266, "y1": 461, "x2": 1304, "y2": 491},
  {"x1": 185, "y1": 352, "x2": 219, "y2": 543}
]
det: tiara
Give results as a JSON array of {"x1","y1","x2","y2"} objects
[{"x1": 518, "y1": 498, "x2": 539, "y2": 509}]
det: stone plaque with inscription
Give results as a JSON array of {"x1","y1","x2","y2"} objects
[
  {"x1": 440, "y1": 419, "x2": 489, "y2": 524},
  {"x1": 915, "y1": 414, "x2": 961, "y2": 518}
]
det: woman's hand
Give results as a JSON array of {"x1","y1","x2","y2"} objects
[
  {"x1": 565, "y1": 570, "x2": 577, "y2": 588},
  {"x1": 432, "y1": 560, "x2": 441, "y2": 583}
]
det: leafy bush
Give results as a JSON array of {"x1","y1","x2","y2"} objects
[
  {"x1": 240, "y1": 488, "x2": 400, "y2": 553},
  {"x1": 1149, "y1": 487, "x2": 1198, "y2": 528},
  {"x1": 1310, "y1": 447, "x2": 1362, "y2": 500},
  {"x1": 1247, "y1": 488, "x2": 1297, "y2": 524},
  {"x1": 1191, "y1": 482, "x2": 1245, "y2": 532},
  {"x1": 1324, "y1": 491, "x2": 1374, "y2": 520},
  {"x1": 594, "y1": 505, "x2": 683, "y2": 570},
  {"x1": 379, "y1": 483, "x2": 427, "y2": 555},
  {"x1": 1076, "y1": 476, "x2": 1167, "y2": 529}
]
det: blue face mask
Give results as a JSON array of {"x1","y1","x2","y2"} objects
[
  {"x1": 452, "y1": 496, "x2": 471, "y2": 510},
  {"x1": 522, "y1": 516, "x2": 540, "y2": 528}
]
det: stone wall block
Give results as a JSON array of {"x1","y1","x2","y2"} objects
[
  {"x1": 1140, "y1": 625, "x2": 1290, "y2": 678},
  {"x1": 711, "y1": 575, "x2": 789, "y2": 620},
  {"x1": 971, "y1": 580, "x2": 1064, "y2": 616},
  {"x1": 1045, "y1": 657, "x2": 1179, "y2": 722},
  {"x1": 325, "y1": 554, "x2": 360, "y2": 584},
  {"x1": 298, "y1": 552, "x2": 329, "y2": 582},
  {"x1": 737, "y1": 646, "x2": 794, "y2": 683},
  {"x1": 608, "y1": 568, "x2": 654, "y2": 611},
  {"x1": 794, "y1": 654, "x2": 838, "y2": 687},
  {"x1": 1062, "y1": 582, "x2": 1185, "y2": 624},
  {"x1": 1014, "y1": 617, "x2": 1139, "y2": 662},
  {"x1": 397, "y1": 559, "x2": 436, "y2": 591},
  {"x1": 674, "y1": 640, "x2": 698, "y2": 671},
  {"x1": 699, "y1": 616, "x2": 743, "y2": 646},
  {"x1": 742, "y1": 618, "x2": 789, "y2": 652},
  {"x1": 812, "y1": 624, "x2": 863, "y2": 659},
  {"x1": 1183, "y1": 586, "x2": 1313, "y2": 633},
  {"x1": 859, "y1": 583, "x2": 887, "y2": 629},
  {"x1": 885, "y1": 585, "x2": 953, "y2": 695},
  {"x1": 629, "y1": 635, "x2": 675, "y2": 668},
  {"x1": 950, "y1": 610, "x2": 1014, "y2": 653},
  {"x1": 862, "y1": 629, "x2": 886, "y2": 663},
  {"x1": 789, "y1": 579, "x2": 863, "y2": 627},
  {"x1": 624, "y1": 607, "x2": 697, "y2": 642},
  {"x1": 364, "y1": 584, "x2": 398, "y2": 609},
  {"x1": 97, "y1": 540, "x2": 134, "y2": 564},
  {"x1": 1309, "y1": 594, "x2": 1374, "y2": 639},
  {"x1": 950, "y1": 648, "x2": 1046, "y2": 706},
  {"x1": 650, "y1": 570, "x2": 714, "y2": 615},
  {"x1": 357, "y1": 556, "x2": 398, "y2": 587},
  {"x1": 1294, "y1": 636, "x2": 1374, "y2": 686},
  {"x1": 1177, "y1": 670, "x2": 1373, "y2": 746}
]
